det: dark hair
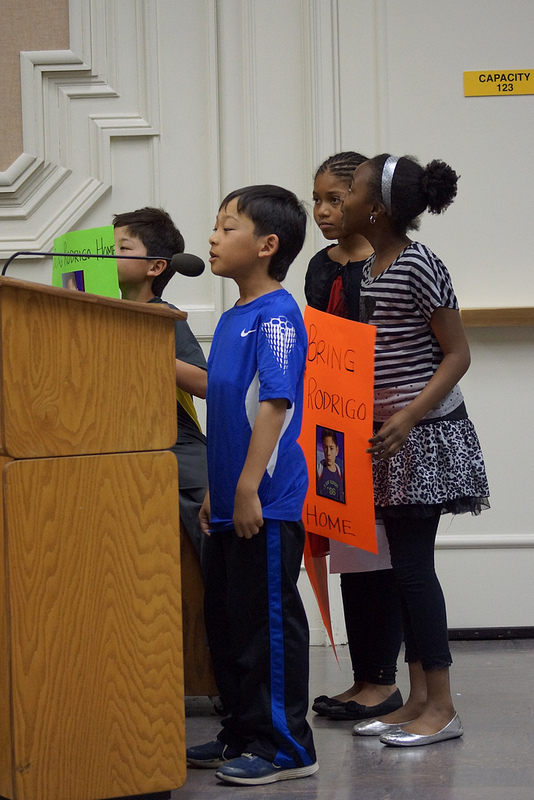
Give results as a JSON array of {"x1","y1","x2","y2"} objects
[
  {"x1": 112, "y1": 206, "x2": 185, "y2": 295},
  {"x1": 366, "y1": 154, "x2": 459, "y2": 235},
  {"x1": 321, "y1": 428, "x2": 338, "y2": 446},
  {"x1": 220, "y1": 185, "x2": 307, "y2": 281},
  {"x1": 315, "y1": 151, "x2": 368, "y2": 184}
]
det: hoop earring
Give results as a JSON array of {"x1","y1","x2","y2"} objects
[{"x1": 369, "y1": 214, "x2": 376, "y2": 224}]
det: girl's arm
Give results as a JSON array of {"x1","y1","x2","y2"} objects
[
  {"x1": 233, "y1": 397, "x2": 288, "y2": 538},
  {"x1": 368, "y1": 307, "x2": 471, "y2": 459},
  {"x1": 175, "y1": 359, "x2": 207, "y2": 398}
]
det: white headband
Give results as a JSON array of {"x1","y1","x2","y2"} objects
[{"x1": 381, "y1": 156, "x2": 399, "y2": 215}]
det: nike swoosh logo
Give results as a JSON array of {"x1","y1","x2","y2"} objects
[{"x1": 241, "y1": 328, "x2": 257, "y2": 337}]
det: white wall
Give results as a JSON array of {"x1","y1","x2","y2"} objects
[{"x1": 1, "y1": 0, "x2": 532, "y2": 636}]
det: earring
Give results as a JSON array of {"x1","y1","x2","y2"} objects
[{"x1": 369, "y1": 214, "x2": 376, "y2": 224}]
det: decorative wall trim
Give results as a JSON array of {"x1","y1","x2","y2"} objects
[
  {"x1": 448, "y1": 626, "x2": 534, "y2": 640},
  {"x1": 374, "y1": 0, "x2": 391, "y2": 152},
  {"x1": 0, "y1": 156, "x2": 70, "y2": 217},
  {"x1": 461, "y1": 307, "x2": 534, "y2": 327},
  {"x1": 307, "y1": 0, "x2": 341, "y2": 258},
  {"x1": 311, "y1": 0, "x2": 342, "y2": 161},
  {"x1": 436, "y1": 532, "x2": 534, "y2": 550},
  {"x1": 299, "y1": 532, "x2": 534, "y2": 570},
  {"x1": 0, "y1": 0, "x2": 159, "y2": 257},
  {"x1": 243, "y1": 3, "x2": 259, "y2": 184},
  {"x1": 207, "y1": 0, "x2": 224, "y2": 319},
  {"x1": 309, "y1": 1, "x2": 341, "y2": 161}
]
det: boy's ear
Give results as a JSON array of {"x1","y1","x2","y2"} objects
[
  {"x1": 146, "y1": 258, "x2": 167, "y2": 277},
  {"x1": 258, "y1": 233, "x2": 279, "y2": 259}
]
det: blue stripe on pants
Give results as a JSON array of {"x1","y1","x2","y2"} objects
[{"x1": 265, "y1": 519, "x2": 313, "y2": 767}]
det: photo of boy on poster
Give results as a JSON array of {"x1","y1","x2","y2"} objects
[{"x1": 316, "y1": 426, "x2": 345, "y2": 503}]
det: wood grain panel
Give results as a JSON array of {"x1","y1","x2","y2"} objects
[
  {"x1": 180, "y1": 525, "x2": 218, "y2": 697},
  {"x1": 3, "y1": 451, "x2": 185, "y2": 800},
  {"x1": 0, "y1": 457, "x2": 14, "y2": 800},
  {"x1": 0, "y1": 279, "x2": 182, "y2": 459}
]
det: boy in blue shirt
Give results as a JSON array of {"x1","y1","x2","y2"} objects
[{"x1": 186, "y1": 185, "x2": 317, "y2": 785}]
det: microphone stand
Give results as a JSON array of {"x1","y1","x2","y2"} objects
[{"x1": 1, "y1": 251, "x2": 168, "y2": 276}]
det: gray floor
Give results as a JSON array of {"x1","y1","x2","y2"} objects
[{"x1": 175, "y1": 639, "x2": 534, "y2": 799}]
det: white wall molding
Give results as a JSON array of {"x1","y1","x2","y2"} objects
[
  {"x1": 373, "y1": 0, "x2": 391, "y2": 152},
  {"x1": 0, "y1": 157, "x2": 70, "y2": 220},
  {"x1": 206, "y1": 0, "x2": 224, "y2": 321},
  {"x1": 216, "y1": 0, "x2": 252, "y2": 193},
  {"x1": 0, "y1": 0, "x2": 159, "y2": 257},
  {"x1": 436, "y1": 532, "x2": 534, "y2": 550},
  {"x1": 308, "y1": 0, "x2": 342, "y2": 256},
  {"x1": 309, "y1": 0, "x2": 341, "y2": 163}
]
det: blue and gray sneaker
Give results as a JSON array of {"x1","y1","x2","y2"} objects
[
  {"x1": 215, "y1": 752, "x2": 319, "y2": 785},
  {"x1": 186, "y1": 740, "x2": 241, "y2": 768}
]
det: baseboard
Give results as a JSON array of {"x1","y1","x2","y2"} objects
[
  {"x1": 448, "y1": 626, "x2": 534, "y2": 640},
  {"x1": 97, "y1": 793, "x2": 172, "y2": 800},
  {"x1": 112, "y1": 794, "x2": 171, "y2": 800},
  {"x1": 1, "y1": 796, "x2": 172, "y2": 800}
]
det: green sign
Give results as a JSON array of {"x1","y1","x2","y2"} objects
[{"x1": 52, "y1": 225, "x2": 120, "y2": 298}]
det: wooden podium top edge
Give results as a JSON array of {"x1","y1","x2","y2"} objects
[{"x1": 0, "y1": 276, "x2": 186, "y2": 320}]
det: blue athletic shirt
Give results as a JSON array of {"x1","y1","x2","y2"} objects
[{"x1": 207, "y1": 288, "x2": 308, "y2": 531}]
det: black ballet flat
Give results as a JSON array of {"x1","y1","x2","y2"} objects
[
  {"x1": 312, "y1": 695, "x2": 346, "y2": 715},
  {"x1": 327, "y1": 689, "x2": 403, "y2": 721}
]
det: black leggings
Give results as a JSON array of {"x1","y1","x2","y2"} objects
[
  {"x1": 340, "y1": 569, "x2": 403, "y2": 685},
  {"x1": 383, "y1": 510, "x2": 452, "y2": 671}
]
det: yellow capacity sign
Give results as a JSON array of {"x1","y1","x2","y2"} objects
[{"x1": 464, "y1": 70, "x2": 533, "y2": 96}]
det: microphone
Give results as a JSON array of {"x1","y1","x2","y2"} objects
[
  {"x1": 1, "y1": 250, "x2": 205, "y2": 277},
  {"x1": 169, "y1": 252, "x2": 205, "y2": 277}
]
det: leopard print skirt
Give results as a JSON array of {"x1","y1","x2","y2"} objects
[{"x1": 372, "y1": 418, "x2": 490, "y2": 517}]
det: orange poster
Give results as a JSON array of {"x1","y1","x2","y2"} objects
[{"x1": 299, "y1": 306, "x2": 376, "y2": 553}]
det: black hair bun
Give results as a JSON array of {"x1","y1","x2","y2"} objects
[{"x1": 421, "y1": 160, "x2": 459, "y2": 215}]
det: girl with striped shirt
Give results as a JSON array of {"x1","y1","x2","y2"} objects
[{"x1": 343, "y1": 154, "x2": 489, "y2": 747}]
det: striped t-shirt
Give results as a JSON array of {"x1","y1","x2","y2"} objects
[{"x1": 360, "y1": 242, "x2": 464, "y2": 421}]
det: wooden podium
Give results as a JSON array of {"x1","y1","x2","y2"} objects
[{"x1": 0, "y1": 278, "x2": 187, "y2": 800}]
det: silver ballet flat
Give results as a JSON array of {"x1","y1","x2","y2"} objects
[
  {"x1": 379, "y1": 713, "x2": 464, "y2": 747},
  {"x1": 352, "y1": 718, "x2": 412, "y2": 737}
]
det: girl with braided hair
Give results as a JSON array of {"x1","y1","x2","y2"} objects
[{"x1": 305, "y1": 152, "x2": 404, "y2": 723}]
